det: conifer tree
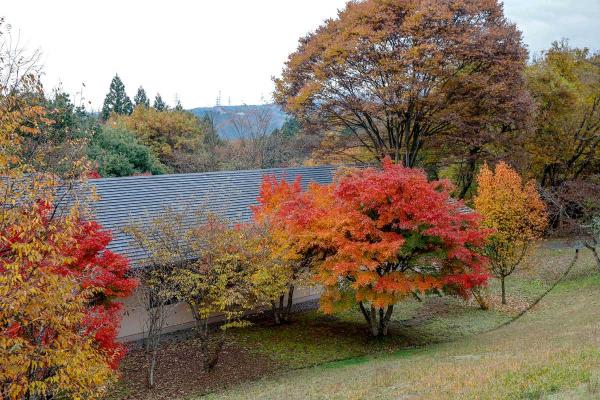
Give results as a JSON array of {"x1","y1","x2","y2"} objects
[
  {"x1": 133, "y1": 86, "x2": 150, "y2": 108},
  {"x1": 101, "y1": 74, "x2": 133, "y2": 120},
  {"x1": 174, "y1": 99, "x2": 184, "y2": 111},
  {"x1": 153, "y1": 93, "x2": 167, "y2": 111}
]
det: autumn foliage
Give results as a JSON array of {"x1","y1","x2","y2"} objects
[
  {"x1": 256, "y1": 159, "x2": 489, "y2": 336},
  {"x1": 252, "y1": 176, "x2": 312, "y2": 324},
  {"x1": 275, "y1": 0, "x2": 530, "y2": 168},
  {"x1": 1, "y1": 36, "x2": 136, "y2": 398},
  {"x1": 0, "y1": 198, "x2": 136, "y2": 399},
  {"x1": 475, "y1": 162, "x2": 548, "y2": 304}
]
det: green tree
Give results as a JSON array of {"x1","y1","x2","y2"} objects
[
  {"x1": 153, "y1": 93, "x2": 167, "y2": 111},
  {"x1": 88, "y1": 126, "x2": 167, "y2": 177},
  {"x1": 20, "y1": 89, "x2": 94, "y2": 178},
  {"x1": 108, "y1": 107, "x2": 209, "y2": 172},
  {"x1": 101, "y1": 74, "x2": 133, "y2": 120},
  {"x1": 200, "y1": 113, "x2": 223, "y2": 171},
  {"x1": 525, "y1": 41, "x2": 600, "y2": 188},
  {"x1": 278, "y1": 117, "x2": 301, "y2": 138},
  {"x1": 174, "y1": 99, "x2": 184, "y2": 111},
  {"x1": 133, "y1": 86, "x2": 150, "y2": 108}
]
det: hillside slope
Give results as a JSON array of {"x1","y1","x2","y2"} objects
[
  {"x1": 203, "y1": 247, "x2": 600, "y2": 400},
  {"x1": 189, "y1": 104, "x2": 287, "y2": 140}
]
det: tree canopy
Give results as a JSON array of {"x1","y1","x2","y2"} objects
[
  {"x1": 133, "y1": 86, "x2": 150, "y2": 108},
  {"x1": 101, "y1": 74, "x2": 133, "y2": 120},
  {"x1": 108, "y1": 106, "x2": 209, "y2": 173},
  {"x1": 524, "y1": 41, "x2": 600, "y2": 188},
  {"x1": 257, "y1": 159, "x2": 490, "y2": 336},
  {"x1": 88, "y1": 126, "x2": 167, "y2": 177},
  {"x1": 275, "y1": 0, "x2": 531, "y2": 168}
]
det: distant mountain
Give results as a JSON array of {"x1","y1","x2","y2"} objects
[{"x1": 189, "y1": 104, "x2": 288, "y2": 140}]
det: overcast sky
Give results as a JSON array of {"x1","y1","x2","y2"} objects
[{"x1": 3, "y1": 0, "x2": 599, "y2": 110}]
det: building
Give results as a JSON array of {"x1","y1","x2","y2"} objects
[{"x1": 90, "y1": 165, "x2": 339, "y2": 341}]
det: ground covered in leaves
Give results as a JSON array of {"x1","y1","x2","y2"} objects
[{"x1": 107, "y1": 241, "x2": 598, "y2": 400}]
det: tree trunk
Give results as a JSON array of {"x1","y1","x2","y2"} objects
[
  {"x1": 192, "y1": 310, "x2": 225, "y2": 373},
  {"x1": 144, "y1": 313, "x2": 163, "y2": 388},
  {"x1": 501, "y1": 276, "x2": 507, "y2": 305},
  {"x1": 271, "y1": 285, "x2": 295, "y2": 325},
  {"x1": 284, "y1": 285, "x2": 294, "y2": 321},
  {"x1": 471, "y1": 287, "x2": 489, "y2": 310},
  {"x1": 381, "y1": 305, "x2": 393, "y2": 336},
  {"x1": 370, "y1": 306, "x2": 378, "y2": 337},
  {"x1": 271, "y1": 301, "x2": 281, "y2": 325},
  {"x1": 148, "y1": 351, "x2": 157, "y2": 388},
  {"x1": 457, "y1": 147, "x2": 480, "y2": 199},
  {"x1": 359, "y1": 302, "x2": 394, "y2": 337}
]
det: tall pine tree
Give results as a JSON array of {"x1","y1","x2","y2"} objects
[
  {"x1": 133, "y1": 86, "x2": 150, "y2": 108},
  {"x1": 101, "y1": 74, "x2": 133, "y2": 120},
  {"x1": 153, "y1": 93, "x2": 167, "y2": 111}
]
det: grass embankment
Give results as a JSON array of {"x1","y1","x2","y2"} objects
[{"x1": 110, "y1": 242, "x2": 600, "y2": 399}]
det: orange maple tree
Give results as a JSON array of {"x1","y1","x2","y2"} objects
[
  {"x1": 252, "y1": 176, "x2": 313, "y2": 324},
  {"x1": 257, "y1": 159, "x2": 490, "y2": 336}
]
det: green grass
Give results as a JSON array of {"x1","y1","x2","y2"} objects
[
  {"x1": 230, "y1": 293, "x2": 509, "y2": 369},
  {"x1": 195, "y1": 244, "x2": 600, "y2": 400}
]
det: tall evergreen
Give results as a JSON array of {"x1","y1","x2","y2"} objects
[
  {"x1": 174, "y1": 99, "x2": 184, "y2": 111},
  {"x1": 153, "y1": 93, "x2": 167, "y2": 111},
  {"x1": 101, "y1": 74, "x2": 133, "y2": 120},
  {"x1": 133, "y1": 86, "x2": 150, "y2": 108}
]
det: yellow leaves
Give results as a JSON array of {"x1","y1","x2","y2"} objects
[
  {"x1": 475, "y1": 162, "x2": 548, "y2": 274},
  {"x1": 108, "y1": 106, "x2": 206, "y2": 170},
  {"x1": 475, "y1": 162, "x2": 547, "y2": 241},
  {"x1": 1, "y1": 187, "x2": 114, "y2": 399}
]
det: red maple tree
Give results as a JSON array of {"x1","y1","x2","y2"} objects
[{"x1": 257, "y1": 159, "x2": 490, "y2": 336}]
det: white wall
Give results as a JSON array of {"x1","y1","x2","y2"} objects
[{"x1": 117, "y1": 285, "x2": 322, "y2": 342}]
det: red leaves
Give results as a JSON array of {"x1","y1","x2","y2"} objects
[
  {"x1": 83, "y1": 303, "x2": 127, "y2": 369},
  {"x1": 255, "y1": 158, "x2": 491, "y2": 311},
  {"x1": 64, "y1": 221, "x2": 136, "y2": 299},
  {"x1": 2, "y1": 203, "x2": 136, "y2": 370},
  {"x1": 252, "y1": 174, "x2": 302, "y2": 223},
  {"x1": 65, "y1": 221, "x2": 136, "y2": 369}
]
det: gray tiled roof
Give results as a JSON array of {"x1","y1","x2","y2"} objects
[{"x1": 90, "y1": 166, "x2": 338, "y2": 265}]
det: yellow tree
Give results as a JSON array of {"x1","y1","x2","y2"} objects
[
  {"x1": 0, "y1": 201, "x2": 118, "y2": 400},
  {"x1": 1, "y1": 21, "x2": 132, "y2": 398},
  {"x1": 108, "y1": 106, "x2": 209, "y2": 173},
  {"x1": 127, "y1": 210, "x2": 261, "y2": 373},
  {"x1": 474, "y1": 162, "x2": 548, "y2": 304},
  {"x1": 243, "y1": 222, "x2": 303, "y2": 325},
  {"x1": 525, "y1": 41, "x2": 600, "y2": 188}
]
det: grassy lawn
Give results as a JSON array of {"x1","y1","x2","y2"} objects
[{"x1": 109, "y1": 242, "x2": 600, "y2": 399}]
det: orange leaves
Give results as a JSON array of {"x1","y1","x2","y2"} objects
[
  {"x1": 275, "y1": 0, "x2": 529, "y2": 168},
  {"x1": 354, "y1": 271, "x2": 379, "y2": 287},
  {"x1": 372, "y1": 273, "x2": 442, "y2": 295},
  {"x1": 252, "y1": 175, "x2": 302, "y2": 224},
  {"x1": 256, "y1": 159, "x2": 490, "y2": 312}
]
